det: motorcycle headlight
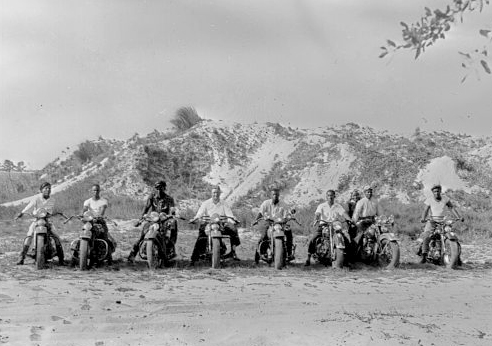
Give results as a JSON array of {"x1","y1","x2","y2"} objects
[
  {"x1": 36, "y1": 219, "x2": 46, "y2": 226},
  {"x1": 444, "y1": 226, "x2": 452, "y2": 232},
  {"x1": 148, "y1": 212, "x2": 160, "y2": 223},
  {"x1": 273, "y1": 224, "x2": 283, "y2": 232},
  {"x1": 380, "y1": 226, "x2": 388, "y2": 233},
  {"x1": 83, "y1": 222, "x2": 93, "y2": 231},
  {"x1": 211, "y1": 224, "x2": 220, "y2": 231},
  {"x1": 333, "y1": 222, "x2": 342, "y2": 231},
  {"x1": 35, "y1": 210, "x2": 48, "y2": 218}
]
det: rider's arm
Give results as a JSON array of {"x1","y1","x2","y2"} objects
[
  {"x1": 190, "y1": 201, "x2": 206, "y2": 223},
  {"x1": 17, "y1": 198, "x2": 36, "y2": 219}
]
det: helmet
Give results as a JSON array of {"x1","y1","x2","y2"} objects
[{"x1": 154, "y1": 180, "x2": 166, "y2": 189}]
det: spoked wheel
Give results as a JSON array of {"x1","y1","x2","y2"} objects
[
  {"x1": 35, "y1": 235, "x2": 46, "y2": 270},
  {"x1": 211, "y1": 238, "x2": 221, "y2": 269},
  {"x1": 146, "y1": 241, "x2": 160, "y2": 270},
  {"x1": 378, "y1": 240, "x2": 400, "y2": 269},
  {"x1": 274, "y1": 238, "x2": 284, "y2": 270},
  {"x1": 79, "y1": 239, "x2": 89, "y2": 270},
  {"x1": 332, "y1": 248, "x2": 345, "y2": 269},
  {"x1": 443, "y1": 239, "x2": 460, "y2": 269}
]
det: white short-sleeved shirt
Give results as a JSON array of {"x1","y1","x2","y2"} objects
[
  {"x1": 353, "y1": 197, "x2": 380, "y2": 221},
  {"x1": 424, "y1": 196, "x2": 450, "y2": 221},
  {"x1": 21, "y1": 194, "x2": 55, "y2": 215},
  {"x1": 83, "y1": 197, "x2": 108, "y2": 217},
  {"x1": 259, "y1": 199, "x2": 288, "y2": 219},
  {"x1": 315, "y1": 202, "x2": 346, "y2": 222},
  {"x1": 194, "y1": 198, "x2": 235, "y2": 219}
]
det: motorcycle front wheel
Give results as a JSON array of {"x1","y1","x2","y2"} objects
[
  {"x1": 332, "y1": 248, "x2": 344, "y2": 269},
  {"x1": 79, "y1": 239, "x2": 89, "y2": 270},
  {"x1": 211, "y1": 238, "x2": 221, "y2": 269},
  {"x1": 378, "y1": 240, "x2": 400, "y2": 269},
  {"x1": 35, "y1": 235, "x2": 45, "y2": 270},
  {"x1": 443, "y1": 239, "x2": 460, "y2": 269},
  {"x1": 274, "y1": 238, "x2": 284, "y2": 270},
  {"x1": 146, "y1": 241, "x2": 160, "y2": 270}
]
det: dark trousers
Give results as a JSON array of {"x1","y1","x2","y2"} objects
[{"x1": 191, "y1": 222, "x2": 240, "y2": 262}]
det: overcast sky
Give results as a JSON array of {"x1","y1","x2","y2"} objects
[{"x1": 1, "y1": 0, "x2": 491, "y2": 168}]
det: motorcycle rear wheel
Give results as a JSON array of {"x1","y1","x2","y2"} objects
[
  {"x1": 379, "y1": 240, "x2": 400, "y2": 269},
  {"x1": 443, "y1": 239, "x2": 459, "y2": 269},
  {"x1": 35, "y1": 235, "x2": 45, "y2": 270},
  {"x1": 274, "y1": 238, "x2": 284, "y2": 270},
  {"x1": 79, "y1": 239, "x2": 89, "y2": 271}
]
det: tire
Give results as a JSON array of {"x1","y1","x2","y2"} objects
[
  {"x1": 274, "y1": 238, "x2": 284, "y2": 270},
  {"x1": 332, "y1": 248, "x2": 345, "y2": 269},
  {"x1": 35, "y1": 234, "x2": 45, "y2": 270},
  {"x1": 79, "y1": 239, "x2": 89, "y2": 271},
  {"x1": 379, "y1": 240, "x2": 400, "y2": 269},
  {"x1": 146, "y1": 241, "x2": 160, "y2": 270},
  {"x1": 254, "y1": 250, "x2": 260, "y2": 264},
  {"x1": 443, "y1": 239, "x2": 459, "y2": 269},
  {"x1": 211, "y1": 238, "x2": 221, "y2": 269}
]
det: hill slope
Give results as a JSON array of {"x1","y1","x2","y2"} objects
[{"x1": 2, "y1": 121, "x2": 492, "y2": 213}]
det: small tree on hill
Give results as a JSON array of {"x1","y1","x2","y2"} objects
[{"x1": 171, "y1": 106, "x2": 202, "y2": 131}]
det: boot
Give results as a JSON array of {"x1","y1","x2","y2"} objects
[
  {"x1": 16, "y1": 245, "x2": 30, "y2": 265},
  {"x1": 419, "y1": 253, "x2": 427, "y2": 264},
  {"x1": 56, "y1": 245, "x2": 66, "y2": 266}
]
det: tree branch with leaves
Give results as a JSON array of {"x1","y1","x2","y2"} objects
[{"x1": 381, "y1": 0, "x2": 491, "y2": 82}]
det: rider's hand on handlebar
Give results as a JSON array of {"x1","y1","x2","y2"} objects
[
  {"x1": 134, "y1": 220, "x2": 142, "y2": 227},
  {"x1": 420, "y1": 219, "x2": 426, "y2": 224},
  {"x1": 14, "y1": 212, "x2": 23, "y2": 220}
]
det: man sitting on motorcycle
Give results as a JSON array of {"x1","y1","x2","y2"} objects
[
  {"x1": 352, "y1": 185, "x2": 380, "y2": 250},
  {"x1": 189, "y1": 185, "x2": 241, "y2": 266},
  {"x1": 127, "y1": 180, "x2": 178, "y2": 262},
  {"x1": 82, "y1": 184, "x2": 116, "y2": 263},
  {"x1": 305, "y1": 189, "x2": 352, "y2": 266},
  {"x1": 14, "y1": 182, "x2": 65, "y2": 265},
  {"x1": 254, "y1": 185, "x2": 294, "y2": 261},
  {"x1": 419, "y1": 184, "x2": 464, "y2": 263}
]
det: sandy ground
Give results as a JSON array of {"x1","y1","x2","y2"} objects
[{"x1": 1, "y1": 221, "x2": 492, "y2": 346}]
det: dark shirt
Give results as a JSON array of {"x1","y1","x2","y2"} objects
[{"x1": 143, "y1": 192, "x2": 175, "y2": 215}]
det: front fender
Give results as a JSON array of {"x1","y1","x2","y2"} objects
[
  {"x1": 35, "y1": 226, "x2": 48, "y2": 235},
  {"x1": 446, "y1": 233, "x2": 459, "y2": 241},
  {"x1": 273, "y1": 230, "x2": 285, "y2": 238},
  {"x1": 80, "y1": 229, "x2": 92, "y2": 240},
  {"x1": 379, "y1": 232, "x2": 399, "y2": 243},
  {"x1": 211, "y1": 229, "x2": 223, "y2": 238},
  {"x1": 145, "y1": 224, "x2": 160, "y2": 239}
]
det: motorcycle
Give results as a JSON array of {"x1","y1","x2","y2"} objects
[
  {"x1": 65, "y1": 211, "x2": 117, "y2": 270},
  {"x1": 22, "y1": 208, "x2": 67, "y2": 270},
  {"x1": 191, "y1": 214, "x2": 239, "y2": 269},
  {"x1": 135, "y1": 211, "x2": 183, "y2": 270},
  {"x1": 356, "y1": 215, "x2": 400, "y2": 268},
  {"x1": 417, "y1": 217, "x2": 462, "y2": 269},
  {"x1": 253, "y1": 213, "x2": 299, "y2": 270},
  {"x1": 312, "y1": 219, "x2": 347, "y2": 269}
]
